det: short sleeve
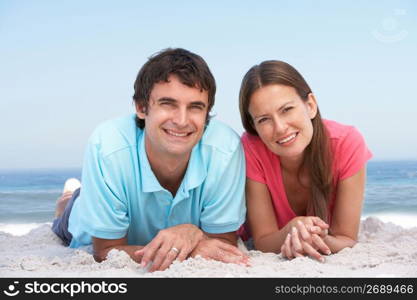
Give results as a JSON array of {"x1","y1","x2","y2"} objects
[
  {"x1": 68, "y1": 133, "x2": 129, "y2": 245},
  {"x1": 200, "y1": 143, "x2": 246, "y2": 234},
  {"x1": 336, "y1": 127, "x2": 373, "y2": 180},
  {"x1": 242, "y1": 135, "x2": 267, "y2": 184}
]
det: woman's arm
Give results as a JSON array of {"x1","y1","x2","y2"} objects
[
  {"x1": 325, "y1": 166, "x2": 367, "y2": 253},
  {"x1": 246, "y1": 178, "x2": 328, "y2": 253},
  {"x1": 284, "y1": 166, "x2": 367, "y2": 257},
  {"x1": 280, "y1": 167, "x2": 367, "y2": 260},
  {"x1": 246, "y1": 178, "x2": 289, "y2": 253}
]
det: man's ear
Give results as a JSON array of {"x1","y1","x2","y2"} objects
[
  {"x1": 135, "y1": 102, "x2": 146, "y2": 119},
  {"x1": 306, "y1": 93, "x2": 318, "y2": 119}
]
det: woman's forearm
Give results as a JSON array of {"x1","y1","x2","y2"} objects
[
  {"x1": 254, "y1": 231, "x2": 286, "y2": 253},
  {"x1": 323, "y1": 234, "x2": 357, "y2": 253},
  {"x1": 254, "y1": 226, "x2": 293, "y2": 253}
]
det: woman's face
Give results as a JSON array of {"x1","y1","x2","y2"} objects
[{"x1": 248, "y1": 84, "x2": 318, "y2": 161}]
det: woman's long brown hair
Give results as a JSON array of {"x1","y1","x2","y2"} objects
[{"x1": 239, "y1": 60, "x2": 333, "y2": 222}]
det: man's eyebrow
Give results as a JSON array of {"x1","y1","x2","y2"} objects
[
  {"x1": 189, "y1": 101, "x2": 206, "y2": 108},
  {"x1": 157, "y1": 98, "x2": 206, "y2": 108},
  {"x1": 157, "y1": 97, "x2": 176, "y2": 103}
]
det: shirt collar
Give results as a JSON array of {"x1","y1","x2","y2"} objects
[{"x1": 138, "y1": 131, "x2": 164, "y2": 193}]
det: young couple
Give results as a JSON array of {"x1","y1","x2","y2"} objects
[{"x1": 52, "y1": 48, "x2": 372, "y2": 272}]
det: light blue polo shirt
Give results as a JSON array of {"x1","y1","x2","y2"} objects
[{"x1": 68, "y1": 114, "x2": 246, "y2": 248}]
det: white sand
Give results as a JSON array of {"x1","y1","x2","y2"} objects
[{"x1": 0, "y1": 217, "x2": 416, "y2": 277}]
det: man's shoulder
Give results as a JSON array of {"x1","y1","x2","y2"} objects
[
  {"x1": 201, "y1": 119, "x2": 241, "y2": 154},
  {"x1": 89, "y1": 114, "x2": 140, "y2": 157}
]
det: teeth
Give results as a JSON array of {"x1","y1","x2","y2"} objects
[
  {"x1": 166, "y1": 130, "x2": 188, "y2": 137},
  {"x1": 278, "y1": 133, "x2": 296, "y2": 144}
]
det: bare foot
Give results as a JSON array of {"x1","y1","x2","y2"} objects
[
  {"x1": 54, "y1": 178, "x2": 81, "y2": 218},
  {"x1": 55, "y1": 191, "x2": 74, "y2": 218}
]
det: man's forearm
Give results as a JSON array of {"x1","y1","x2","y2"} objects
[{"x1": 94, "y1": 245, "x2": 144, "y2": 263}]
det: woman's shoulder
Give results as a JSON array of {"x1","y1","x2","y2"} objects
[
  {"x1": 241, "y1": 131, "x2": 275, "y2": 159},
  {"x1": 241, "y1": 132, "x2": 265, "y2": 149},
  {"x1": 324, "y1": 119, "x2": 368, "y2": 152},
  {"x1": 324, "y1": 119, "x2": 372, "y2": 178},
  {"x1": 323, "y1": 119, "x2": 358, "y2": 140}
]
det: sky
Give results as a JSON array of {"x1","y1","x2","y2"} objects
[{"x1": 0, "y1": 0, "x2": 416, "y2": 169}]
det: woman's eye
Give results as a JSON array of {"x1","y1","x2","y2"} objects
[
  {"x1": 257, "y1": 118, "x2": 268, "y2": 124},
  {"x1": 283, "y1": 106, "x2": 293, "y2": 113}
]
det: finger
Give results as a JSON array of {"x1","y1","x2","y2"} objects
[
  {"x1": 293, "y1": 251, "x2": 304, "y2": 258},
  {"x1": 312, "y1": 234, "x2": 331, "y2": 255},
  {"x1": 216, "y1": 240, "x2": 250, "y2": 264},
  {"x1": 205, "y1": 241, "x2": 248, "y2": 265},
  {"x1": 150, "y1": 243, "x2": 174, "y2": 272},
  {"x1": 280, "y1": 233, "x2": 289, "y2": 258},
  {"x1": 301, "y1": 240, "x2": 325, "y2": 262},
  {"x1": 308, "y1": 225, "x2": 321, "y2": 234},
  {"x1": 309, "y1": 225, "x2": 328, "y2": 238},
  {"x1": 312, "y1": 217, "x2": 329, "y2": 229},
  {"x1": 284, "y1": 233, "x2": 293, "y2": 259},
  {"x1": 214, "y1": 248, "x2": 246, "y2": 265},
  {"x1": 221, "y1": 248, "x2": 250, "y2": 265},
  {"x1": 137, "y1": 239, "x2": 162, "y2": 268},
  {"x1": 280, "y1": 244, "x2": 287, "y2": 258},
  {"x1": 156, "y1": 247, "x2": 179, "y2": 271},
  {"x1": 176, "y1": 246, "x2": 190, "y2": 262},
  {"x1": 290, "y1": 227, "x2": 303, "y2": 253},
  {"x1": 296, "y1": 220, "x2": 312, "y2": 243}
]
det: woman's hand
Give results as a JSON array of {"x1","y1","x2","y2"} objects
[
  {"x1": 288, "y1": 216, "x2": 329, "y2": 237},
  {"x1": 281, "y1": 219, "x2": 331, "y2": 262}
]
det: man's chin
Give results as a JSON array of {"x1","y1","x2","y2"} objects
[{"x1": 163, "y1": 143, "x2": 195, "y2": 157}]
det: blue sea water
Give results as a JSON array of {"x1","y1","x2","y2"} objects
[{"x1": 0, "y1": 161, "x2": 416, "y2": 235}]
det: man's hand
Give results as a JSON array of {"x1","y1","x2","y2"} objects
[
  {"x1": 134, "y1": 224, "x2": 204, "y2": 272},
  {"x1": 190, "y1": 237, "x2": 250, "y2": 266}
]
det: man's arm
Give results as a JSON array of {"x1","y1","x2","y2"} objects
[{"x1": 92, "y1": 236, "x2": 144, "y2": 263}]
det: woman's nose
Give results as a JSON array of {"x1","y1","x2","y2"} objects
[{"x1": 273, "y1": 117, "x2": 287, "y2": 134}]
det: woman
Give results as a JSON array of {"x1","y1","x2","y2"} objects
[{"x1": 238, "y1": 60, "x2": 372, "y2": 262}]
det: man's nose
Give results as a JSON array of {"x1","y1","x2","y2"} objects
[{"x1": 172, "y1": 107, "x2": 188, "y2": 127}]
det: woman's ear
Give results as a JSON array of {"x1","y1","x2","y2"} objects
[
  {"x1": 306, "y1": 93, "x2": 318, "y2": 119},
  {"x1": 135, "y1": 102, "x2": 146, "y2": 119}
]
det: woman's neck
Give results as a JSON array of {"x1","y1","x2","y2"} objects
[{"x1": 279, "y1": 153, "x2": 304, "y2": 175}]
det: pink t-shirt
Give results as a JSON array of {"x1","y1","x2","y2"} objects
[{"x1": 239, "y1": 119, "x2": 372, "y2": 239}]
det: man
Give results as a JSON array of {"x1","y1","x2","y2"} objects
[{"x1": 52, "y1": 48, "x2": 248, "y2": 272}]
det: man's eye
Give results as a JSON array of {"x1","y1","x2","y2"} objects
[{"x1": 190, "y1": 105, "x2": 204, "y2": 110}]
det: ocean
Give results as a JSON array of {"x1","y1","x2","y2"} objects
[{"x1": 0, "y1": 161, "x2": 416, "y2": 235}]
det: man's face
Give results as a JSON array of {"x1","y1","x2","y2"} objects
[{"x1": 136, "y1": 74, "x2": 209, "y2": 160}]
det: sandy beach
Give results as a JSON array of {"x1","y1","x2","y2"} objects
[{"x1": 0, "y1": 216, "x2": 416, "y2": 278}]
